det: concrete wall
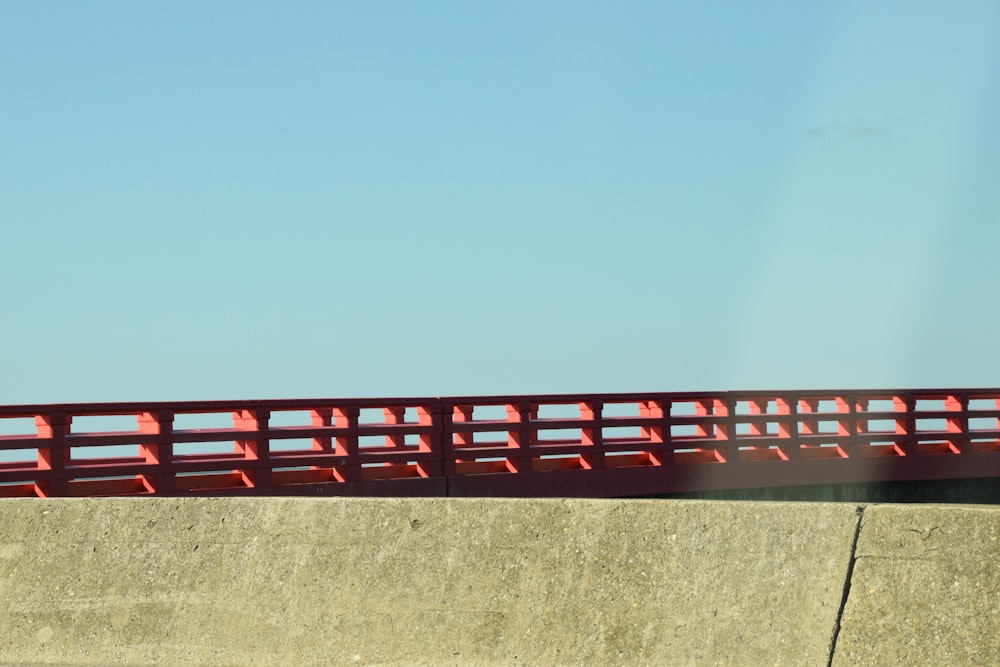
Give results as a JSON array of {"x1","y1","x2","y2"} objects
[
  {"x1": 834, "y1": 504, "x2": 1000, "y2": 666},
  {"x1": 0, "y1": 498, "x2": 995, "y2": 666}
]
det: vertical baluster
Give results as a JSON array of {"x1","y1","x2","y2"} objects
[
  {"x1": 416, "y1": 403, "x2": 443, "y2": 478},
  {"x1": 334, "y1": 406, "x2": 360, "y2": 482},
  {"x1": 945, "y1": 394, "x2": 968, "y2": 454},
  {"x1": 714, "y1": 397, "x2": 734, "y2": 463},
  {"x1": 837, "y1": 395, "x2": 856, "y2": 459},
  {"x1": 777, "y1": 396, "x2": 799, "y2": 460},
  {"x1": 446, "y1": 404, "x2": 473, "y2": 476},
  {"x1": 236, "y1": 408, "x2": 271, "y2": 489},
  {"x1": 643, "y1": 399, "x2": 669, "y2": 466},
  {"x1": 35, "y1": 412, "x2": 70, "y2": 497},
  {"x1": 579, "y1": 399, "x2": 604, "y2": 470},
  {"x1": 139, "y1": 410, "x2": 175, "y2": 494},
  {"x1": 894, "y1": 395, "x2": 916, "y2": 456},
  {"x1": 506, "y1": 401, "x2": 534, "y2": 473},
  {"x1": 383, "y1": 406, "x2": 405, "y2": 448}
]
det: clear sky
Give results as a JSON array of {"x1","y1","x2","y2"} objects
[{"x1": 2, "y1": 1, "x2": 999, "y2": 403}]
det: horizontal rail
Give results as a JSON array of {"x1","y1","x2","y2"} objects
[{"x1": 0, "y1": 389, "x2": 998, "y2": 498}]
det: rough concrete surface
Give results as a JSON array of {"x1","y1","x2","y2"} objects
[
  {"x1": 0, "y1": 498, "x2": 859, "y2": 666},
  {"x1": 833, "y1": 504, "x2": 1000, "y2": 666}
]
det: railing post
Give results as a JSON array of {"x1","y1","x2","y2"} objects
[
  {"x1": 694, "y1": 399, "x2": 713, "y2": 440},
  {"x1": 837, "y1": 395, "x2": 858, "y2": 458},
  {"x1": 714, "y1": 396, "x2": 735, "y2": 463},
  {"x1": 945, "y1": 394, "x2": 968, "y2": 453},
  {"x1": 451, "y1": 405, "x2": 473, "y2": 445},
  {"x1": 139, "y1": 410, "x2": 175, "y2": 494},
  {"x1": 798, "y1": 399, "x2": 818, "y2": 438},
  {"x1": 416, "y1": 402, "x2": 444, "y2": 478},
  {"x1": 506, "y1": 401, "x2": 534, "y2": 473},
  {"x1": 442, "y1": 402, "x2": 467, "y2": 477},
  {"x1": 310, "y1": 408, "x2": 333, "y2": 454},
  {"x1": 236, "y1": 408, "x2": 271, "y2": 490},
  {"x1": 641, "y1": 399, "x2": 670, "y2": 466},
  {"x1": 579, "y1": 399, "x2": 604, "y2": 470},
  {"x1": 747, "y1": 399, "x2": 765, "y2": 438},
  {"x1": 854, "y1": 396, "x2": 870, "y2": 452},
  {"x1": 35, "y1": 412, "x2": 71, "y2": 497},
  {"x1": 334, "y1": 406, "x2": 361, "y2": 482},
  {"x1": 662, "y1": 399, "x2": 674, "y2": 465},
  {"x1": 383, "y1": 406, "x2": 405, "y2": 448},
  {"x1": 894, "y1": 394, "x2": 916, "y2": 455},
  {"x1": 777, "y1": 396, "x2": 799, "y2": 459}
]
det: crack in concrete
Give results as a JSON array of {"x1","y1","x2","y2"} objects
[
  {"x1": 907, "y1": 526, "x2": 943, "y2": 540},
  {"x1": 854, "y1": 548, "x2": 940, "y2": 562},
  {"x1": 827, "y1": 504, "x2": 865, "y2": 667}
]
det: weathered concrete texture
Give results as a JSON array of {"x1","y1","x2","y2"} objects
[
  {"x1": 834, "y1": 504, "x2": 1000, "y2": 666},
  {"x1": 0, "y1": 498, "x2": 858, "y2": 666}
]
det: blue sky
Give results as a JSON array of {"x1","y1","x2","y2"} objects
[{"x1": 2, "y1": 1, "x2": 999, "y2": 403}]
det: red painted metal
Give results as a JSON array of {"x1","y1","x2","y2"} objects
[{"x1": 0, "y1": 390, "x2": 998, "y2": 498}]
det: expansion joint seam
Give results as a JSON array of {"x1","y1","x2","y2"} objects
[{"x1": 827, "y1": 504, "x2": 865, "y2": 667}]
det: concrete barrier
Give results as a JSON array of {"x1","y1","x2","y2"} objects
[
  {"x1": 833, "y1": 504, "x2": 1000, "y2": 666},
  {"x1": 0, "y1": 498, "x2": 995, "y2": 665}
]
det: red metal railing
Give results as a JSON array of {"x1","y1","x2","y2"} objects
[{"x1": 1, "y1": 389, "x2": 999, "y2": 498}]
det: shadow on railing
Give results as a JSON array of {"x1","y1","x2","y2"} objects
[{"x1": 1, "y1": 389, "x2": 999, "y2": 498}]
